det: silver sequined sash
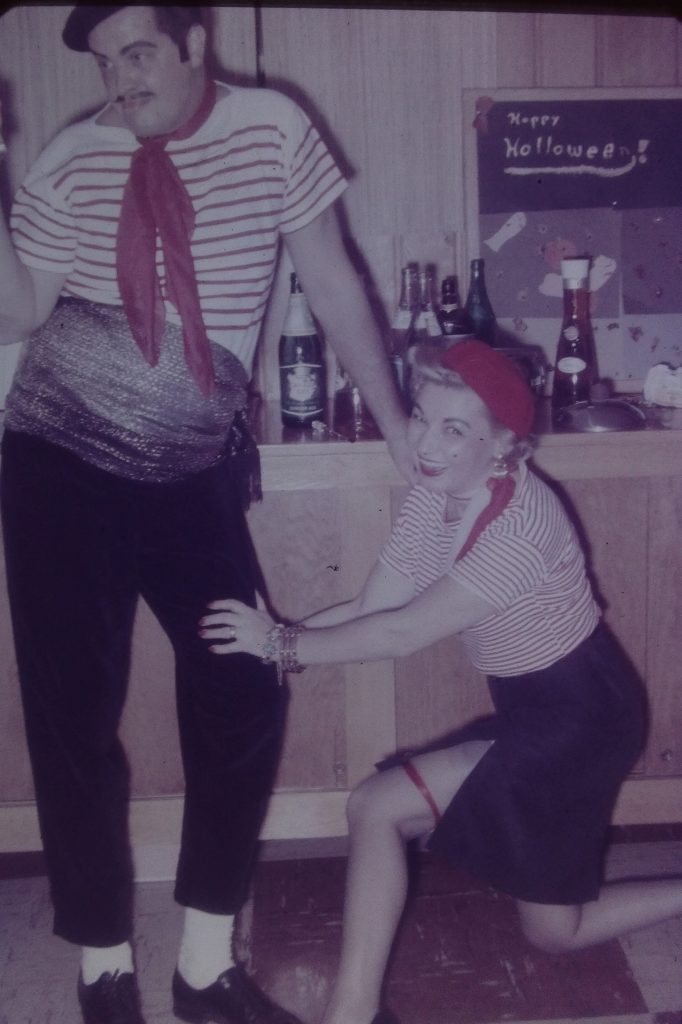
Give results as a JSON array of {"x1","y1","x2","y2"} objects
[{"x1": 5, "y1": 299, "x2": 250, "y2": 482}]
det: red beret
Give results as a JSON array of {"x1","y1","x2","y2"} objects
[{"x1": 440, "y1": 340, "x2": 535, "y2": 437}]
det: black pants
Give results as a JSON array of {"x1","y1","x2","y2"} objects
[{"x1": 0, "y1": 429, "x2": 286, "y2": 946}]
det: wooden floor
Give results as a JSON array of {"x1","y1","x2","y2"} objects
[{"x1": 1, "y1": 834, "x2": 682, "y2": 1024}]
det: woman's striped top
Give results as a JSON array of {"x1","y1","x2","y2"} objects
[
  {"x1": 380, "y1": 465, "x2": 600, "y2": 677},
  {"x1": 10, "y1": 84, "x2": 347, "y2": 375}
]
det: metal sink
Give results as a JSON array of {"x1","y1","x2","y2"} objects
[{"x1": 554, "y1": 399, "x2": 647, "y2": 432}]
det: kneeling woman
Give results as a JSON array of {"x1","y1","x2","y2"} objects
[{"x1": 199, "y1": 341, "x2": 681, "y2": 1024}]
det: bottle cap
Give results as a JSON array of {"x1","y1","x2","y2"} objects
[{"x1": 560, "y1": 258, "x2": 590, "y2": 288}]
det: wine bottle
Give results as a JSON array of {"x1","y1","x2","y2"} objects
[
  {"x1": 388, "y1": 264, "x2": 419, "y2": 396},
  {"x1": 551, "y1": 258, "x2": 597, "y2": 422},
  {"x1": 465, "y1": 258, "x2": 497, "y2": 347},
  {"x1": 413, "y1": 268, "x2": 441, "y2": 340},
  {"x1": 437, "y1": 275, "x2": 474, "y2": 343},
  {"x1": 279, "y1": 272, "x2": 325, "y2": 428},
  {"x1": 402, "y1": 267, "x2": 441, "y2": 404}
]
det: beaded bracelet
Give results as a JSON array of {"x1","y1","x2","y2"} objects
[
  {"x1": 261, "y1": 622, "x2": 307, "y2": 674},
  {"x1": 260, "y1": 623, "x2": 284, "y2": 664},
  {"x1": 279, "y1": 623, "x2": 307, "y2": 673}
]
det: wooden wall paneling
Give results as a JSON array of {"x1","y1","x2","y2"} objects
[
  {"x1": 558, "y1": 476, "x2": 649, "y2": 776},
  {"x1": 645, "y1": 477, "x2": 682, "y2": 777},
  {"x1": 259, "y1": 7, "x2": 465, "y2": 320},
  {"x1": 600, "y1": 15, "x2": 679, "y2": 87},
  {"x1": 494, "y1": 12, "x2": 537, "y2": 88},
  {"x1": 558, "y1": 477, "x2": 648, "y2": 678},
  {"x1": 458, "y1": 10, "x2": 498, "y2": 90},
  {"x1": 247, "y1": 486, "x2": 349, "y2": 789},
  {"x1": 276, "y1": 661, "x2": 348, "y2": 791},
  {"x1": 536, "y1": 13, "x2": 598, "y2": 87},
  {"x1": 207, "y1": 6, "x2": 258, "y2": 84},
  {"x1": 339, "y1": 484, "x2": 398, "y2": 786}
]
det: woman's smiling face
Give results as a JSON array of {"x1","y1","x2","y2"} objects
[{"x1": 408, "y1": 380, "x2": 505, "y2": 499}]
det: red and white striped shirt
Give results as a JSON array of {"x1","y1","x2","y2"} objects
[
  {"x1": 10, "y1": 84, "x2": 347, "y2": 375},
  {"x1": 380, "y1": 464, "x2": 600, "y2": 676}
]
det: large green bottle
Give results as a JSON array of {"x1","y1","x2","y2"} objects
[
  {"x1": 278, "y1": 273, "x2": 325, "y2": 428},
  {"x1": 465, "y1": 258, "x2": 497, "y2": 347}
]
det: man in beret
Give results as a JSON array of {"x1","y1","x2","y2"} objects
[{"x1": 0, "y1": 6, "x2": 411, "y2": 1023}]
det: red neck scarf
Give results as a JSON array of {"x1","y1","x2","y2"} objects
[
  {"x1": 455, "y1": 474, "x2": 516, "y2": 562},
  {"x1": 116, "y1": 78, "x2": 217, "y2": 396}
]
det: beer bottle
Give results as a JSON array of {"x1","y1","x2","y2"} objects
[
  {"x1": 403, "y1": 267, "x2": 441, "y2": 404},
  {"x1": 389, "y1": 264, "x2": 419, "y2": 397},
  {"x1": 413, "y1": 268, "x2": 441, "y2": 340},
  {"x1": 437, "y1": 275, "x2": 474, "y2": 343}
]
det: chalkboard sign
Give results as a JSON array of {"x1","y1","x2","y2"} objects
[
  {"x1": 463, "y1": 88, "x2": 682, "y2": 383},
  {"x1": 476, "y1": 98, "x2": 682, "y2": 214}
]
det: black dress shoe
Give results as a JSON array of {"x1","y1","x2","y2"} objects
[
  {"x1": 78, "y1": 970, "x2": 146, "y2": 1024},
  {"x1": 172, "y1": 965, "x2": 304, "y2": 1024}
]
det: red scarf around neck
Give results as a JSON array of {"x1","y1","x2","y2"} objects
[
  {"x1": 455, "y1": 474, "x2": 516, "y2": 562},
  {"x1": 116, "y1": 78, "x2": 217, "y2": 396}
]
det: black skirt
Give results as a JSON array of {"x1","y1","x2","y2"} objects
[{"x1": 387, "y1": 623, "x2": 647, "y2": 905}]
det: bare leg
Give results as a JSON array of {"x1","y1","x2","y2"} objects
[
  {"x1": 517, "y1": 878, "x2": 682, "y2": 954},
  {"x1": 321, "y1": 740, "x2": 491, "y2": 1024}
]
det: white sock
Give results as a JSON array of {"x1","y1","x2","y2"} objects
[
  {"x1": 178, "y1": 908, "x2": 236, "y2": 989},
  {"x1": 81, "y1": 942, "x2": 134, "y2": 985}
]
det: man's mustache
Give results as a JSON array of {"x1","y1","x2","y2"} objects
[{"x1": 116, "y1": 92, "x2": 154, "y2": 104}]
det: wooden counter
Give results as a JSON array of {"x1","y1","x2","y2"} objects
[{"x1": 2, "y1": 402, "x2": 681, "y2": 875}]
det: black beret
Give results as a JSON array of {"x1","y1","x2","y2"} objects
[{"x1": 62, "y1": 5, "x2": 128, "y2": 52}]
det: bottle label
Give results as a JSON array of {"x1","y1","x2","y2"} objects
[
  {"x1": 557, "y1": 356, "x2": 587, "y2": 374},
  {"x1": 562, "y1": 326, "x2": 580, "y2": 342},
  {"x1": 425, "y1": 310, "x2": 441, "y2": 337},
  {"x1": 392, "y1": 309, "x2": 413, "y2": 330},
  {"x1": 280, "y1": 363, "x2": 324, "y2": 420}
]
